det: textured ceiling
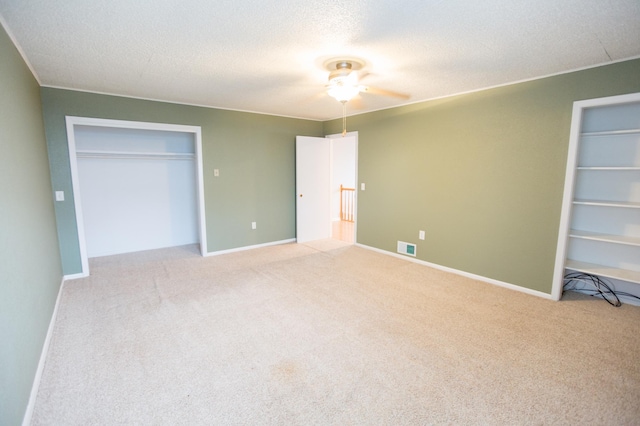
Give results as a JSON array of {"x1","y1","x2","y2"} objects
[{"x1": 1, "y1": 0, "x2": 639, "y2": 120}]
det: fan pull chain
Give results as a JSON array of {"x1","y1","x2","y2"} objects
[{"x1": 341, "y1": 100, "x2": 347, "y2": 136}]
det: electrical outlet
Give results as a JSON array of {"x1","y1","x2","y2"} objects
[
  {"x1": 55, "y1": 191, "x2": 64, "y2": 201},
  {"x1": 251, "y1": 222, "x2": 256, "y2": 230}
]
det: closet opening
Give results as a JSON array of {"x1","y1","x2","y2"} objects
[{"x1": 65, "y1": 116, "x2": 207, "y2": 277}]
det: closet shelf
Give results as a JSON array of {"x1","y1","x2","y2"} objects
[
  {"x1": 576, "y1": 166, "x2": 640, "y2": 171},
  {"x1": 565, "y1": 260, "x2": 640, "y2": 284},
  {"x1": 573, "y1": 199, "x2": 640, "y2": 209},
  {"x1": 569, "y1": 229, "x2": 640, "y2": 247},
  {"x1": 76, "y1": 150, "x2": 195, "y2": 160},
  {"x1": 580, "y1": 128, "x2": 640, "y2": 137}
]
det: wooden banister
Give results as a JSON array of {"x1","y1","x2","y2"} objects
[{"x1": 340, "y1": 184, "x2": 355, "y2": 222}]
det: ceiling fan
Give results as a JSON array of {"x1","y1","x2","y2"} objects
[
  {"x1": 323, "y1": 58, "x2": 410, "y2": 104},
  {"x1": 322, "y1": 58, "x2": 409, "y2": 135}
]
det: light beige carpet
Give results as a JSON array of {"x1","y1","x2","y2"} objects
[{"x1": 32, "y1": 240, "x2": 640, "y2": 425}]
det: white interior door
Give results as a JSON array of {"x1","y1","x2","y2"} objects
[{"x1": 296, "y1": 136, "x2": 331, "y2": 243}]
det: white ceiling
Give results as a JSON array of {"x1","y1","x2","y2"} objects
[{"x1": 1, "y1": 0, "x2": 639, "y2": 120}]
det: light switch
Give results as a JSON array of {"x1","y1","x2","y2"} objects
[
  {"x1": 251, "y1": 222, "x2": 257, "y2": 230},
  {"x1": 361, "y1": 183, "x2": 365, "y2": 191},
  {"x1": 419, "y1": 230, "x2": 425, "y2": 240},
  {"x1": 55, "y1": 191, "x2": 64, "y2": 201},
  {"x1": 214, "y1": 169, "x2": 219, "y2": 177}
]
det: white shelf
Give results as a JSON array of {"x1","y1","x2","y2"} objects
[
  {"x1": 573, "y1": 199, "x2": 640, "y2": 209},
  {"x1": 76, "y1": 150, "x2": 195, "y2": 160},
  {"x1": 580, "y1": 128, "x2": 640, "y2": 137},
  {"x1": 578, "y1": 167, "x2": 640, "y2": 171},
  {"x1": 569, "y1": 229, "x2": 640, "y2": 247},
  {"x1": 565, "y1": 260, "x2": 640, "y2": 285}
]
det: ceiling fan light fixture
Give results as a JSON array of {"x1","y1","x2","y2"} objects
[
  {"x1": 327, "y1": 81, "x2": 360, "y2": 103},
  {"x1": 328, "y1": 61, "x2": 354, "y2": 81},
  {"x1": 324, "y1": 57, "x2": 365, "y2": 103}
]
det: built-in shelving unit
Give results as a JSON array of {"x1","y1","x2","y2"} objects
[{"x1": 553, "y1": 93, "x2": 640, "y2": 300}]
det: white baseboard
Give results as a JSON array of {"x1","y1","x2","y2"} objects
[
  {"x1": 63, "y1": 272, "x2": 88, "y2": 280},
  {"x1": 204, "y1": 238, "x2": 296, "y2": 257},
  {"x1": 22, "y1": 277, "x2": 66, "y2": 426},
  {"x1": 62, "y1": 272, "x2": 89, "y2": 281},
  {"x1": 356, "y1": 243, "x2": 556, "y2": 301}
]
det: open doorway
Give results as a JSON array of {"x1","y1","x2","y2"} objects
[{"x1": 328, "y1": 132, "x2": 357, "y2": 244}]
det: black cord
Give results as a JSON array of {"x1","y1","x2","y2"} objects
[{"x1": 563, "y1": 272, "x2": 640, "y2": 307}]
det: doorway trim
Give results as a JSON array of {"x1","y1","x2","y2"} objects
[
  {"x1": 326, "y1": 131, "x2": 358, "y2": 244},
  {"x1": 65, "y1": 116, "x2": 207, "y2": 277}
]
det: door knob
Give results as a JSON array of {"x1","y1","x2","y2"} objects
[{"x1": 299, "y1": 194, "x2": 303, "y2": 197}]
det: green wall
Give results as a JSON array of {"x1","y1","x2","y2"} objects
[
  {"x1": 41, "y1": 59, "x2": 640, "y2": 289},
  {"x1": 41, "y1": 88, "x2": 323, "y2": 274},
  {"x1": 0, "y1": 25, "x2": 63, "y2": 425},
  {"x1": 325, "y1": 59, "x2": 640, "y2": 294}
]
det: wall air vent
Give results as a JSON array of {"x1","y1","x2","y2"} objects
[{"x1": 397, "y1": 241, "x2": 416, "y2": 257}]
